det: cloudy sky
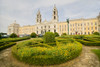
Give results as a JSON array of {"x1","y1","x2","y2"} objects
[{"x1": 0, "y1": 0, "x2": 100, "y2": 33}]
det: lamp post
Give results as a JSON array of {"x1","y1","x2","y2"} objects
[{"x1": 67, "y1": 19, "x2": 69, "y2": 35}]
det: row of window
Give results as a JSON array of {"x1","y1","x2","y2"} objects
[
  {"x1": 37, "y1": 30, "x2": 56, "y2": 34},
  {"x1": 70, "y1": 27, "x2": 97, "y2": 31},
  {"x1": 70, "y1": 22, "x2": 97, "y2": 27},
  {"x1": 59, "y1": 25, "x2": 67, "y2": 31},
  {"x1": 37, "y1": 25, "x2": 56, "y2": 29},
  {"x1": 70, "y1": 31, "x2": 94, "y2": 35}
]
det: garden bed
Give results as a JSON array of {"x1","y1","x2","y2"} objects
[{"x1": 12, "y1": 38, "x2": 82, "y2": 65}]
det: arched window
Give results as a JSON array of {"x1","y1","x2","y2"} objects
[
  {"x1": 45, "y1": 26, "x2": 46, "y2": 28},
  {"x1": 54, "y1": 11, "x2": 56, "y2": 15},
  {"x1": 48, "y1": 26, "x2": 50, "y2": 28},
  {"x1": 54, "y1": 16, "x2": 56, "y2": 19}
]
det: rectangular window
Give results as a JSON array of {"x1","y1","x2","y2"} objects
[
  {"x1": 60, "y1": 25, "x2": 61, "y2": 31},
  {"x1": 84, "y1": 23, "x2": 86, "y2": 26},
  {"x1": 95, "y1": 22, "x2": 97, "y2": 25},
  {"x1": 88, "y1": 32, "x2": 90, "y2": 35},
  {"x1": 91, "y1": 27, "x2": 93, "y2": 30},
  {"x1": 81, "y1": 24, "x2": 82, "y2": 26},
  {"x1": 88, "y1": 23, "x2": 89, "y2": 25},
  {"x1": 84, "y1": 32, "x2": 86, "y2": 34},
  {"x1": 95, "y1": 27, "x2": 97, "y2": 30},
  {"x1": 73, "y1": 24, "x2": 74, "y2": 26},
  {"x1": 88, "y1": 28, "x2": 90, "y2": 30},
  {"x1": 65, "y1": 25, "x2": 66, "y2": 31},
  {"x1": 91, "y1": 22, "x2": 93, "y2": 25}
]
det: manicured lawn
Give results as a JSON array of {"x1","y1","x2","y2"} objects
[{"x1": 91, "y1": 49, "x2": 100, "y2": 61}]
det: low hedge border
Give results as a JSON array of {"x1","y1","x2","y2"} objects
[
  {"x1": 0, "y1": 37, "x2": 30, "y2": 45},
  {"x1": 76, "y1": 39, "x2": 100, "y2": 46},
  {"x1": 0, "y1": 37, "x2": 30, "y2": 43},
  {"x1": 0, "y1": 42, "x2": 16, "y2": 51}
]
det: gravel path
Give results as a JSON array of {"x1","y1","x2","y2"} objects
[{"x1": 0, "y1": 42, "x2": 100, "y2": 67}]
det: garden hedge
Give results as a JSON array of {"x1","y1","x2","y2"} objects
[
  {"x1": 0, "y1": 42, "x2": 16, "y2": 51},
  {"x1": 12, "y1": 38, "x2": 82, "y2": 65},
  {"x1": 76, "y1": 39, "x2": 100, "y2": 46},
  {"x1": 0, "y1": 37, "x2": 30, "y2": 44}
]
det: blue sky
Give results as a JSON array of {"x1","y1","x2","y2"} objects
[{"x1": 0, "y1": 0, "x2": 100, "y2": 33}]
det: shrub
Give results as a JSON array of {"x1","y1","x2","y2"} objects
[
  {"x1": 93, "y1": 32, "x2": 100, "y2": 35},
  {"x1": 61, "y1": 33, "x2": 67, "y2": 36},
  {"x1": 43, "y1": 32, "x2": 55, "y2": 43},
  {"x1": 0, "y1": 34, "x2": 1, "y2": 39},
  {"x1": 54, "y1": 32, "x2": 59, "y2": 37},
  {"x1": 30, "y1": 32, "x2": 37, "y2": 38},
  {"x1": 10, "y1": 33, "x2": 17, "y2": 38}
]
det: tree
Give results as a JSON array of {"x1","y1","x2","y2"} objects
[
  {"x1": 43, "y1": 32, "x2": 55, "y2": 43},
  {"x1": 30, "y1": 32, "x2": 37, "y2": 38},
  {"x1": 61, "y1": 33, "x2": 67, "y2": 36},
  {"x1": 54, "y1": 32, "x2": 59, "y2": 37},
  {"x1": 93, "y1": 32, "x2": 100, "y2": 35},
  {"x1": 10, "y1": 33, "x2": 17, "y2": 38},
  {"x1": 0, "y1": 34, "x2": 1, "y2": 39}
]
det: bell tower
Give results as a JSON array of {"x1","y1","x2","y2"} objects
[
  {"x1": 52, "y1": 5, "x2": 58, "y2": 22},
  {"x1": 36, "y1": 9, "x2": 42, "y2": 24}
]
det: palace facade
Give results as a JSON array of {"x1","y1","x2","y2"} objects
[{"x1": 8, "y1": 6, "x2": 100, "y2": 36}]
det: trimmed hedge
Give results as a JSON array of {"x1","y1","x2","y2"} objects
[
  {"x1": 0, "y1": 37, "x2": 30, "y2": 44},
  {"x1": 76, "y1": 39, "x2": 100, "y2": 46},
  {"x1": 0, "y1": 42, "x2": 16, "y2": 51},
  {"x1": 12, "y1": 38, "x2": 82, "y2": 65}
]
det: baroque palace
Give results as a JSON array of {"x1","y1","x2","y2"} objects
[{"x1": 8, "y1": 6, "x2": 100, "y2": 36}]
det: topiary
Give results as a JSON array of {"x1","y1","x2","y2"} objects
[
  {"x1": 10, "y1": 33, "x2": 17, "y2": 38},
  {"x1": 30, "y1": 32, "x2": 37, "y2": 38},
  {"x1": 61, "y1": 33, "x2": 67, "y2": 36},
  {"x1": 43, "y1": 32, "x2": 55, "y2": 43},
  {"x1": 54, "y1": 32, "x2": 59, "y2": 37},
  {"x1": 93, "y1": 32, "x2": 100, "y2": 35}
]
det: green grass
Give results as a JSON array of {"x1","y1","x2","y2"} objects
[{"x1": 91, "y1": 49, "x2": 100, "y2": 61}]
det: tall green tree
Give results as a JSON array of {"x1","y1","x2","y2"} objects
[
  {"x1": 54, "y1": 32, "x2": 59, "y2": 37},
  {"x1": 10, "y1": 33, "x2": 17, "y2": 38}
]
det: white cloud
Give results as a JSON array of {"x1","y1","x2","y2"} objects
[{"x1": 0, "y1": 0, "x2": 100, "y2": 33}]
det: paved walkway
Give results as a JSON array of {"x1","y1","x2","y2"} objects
[{"x1": 0, "y1": 41, "x2": 100, "y2": 67}]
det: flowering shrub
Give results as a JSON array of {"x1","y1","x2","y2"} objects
[{"x1": 12, "y1": 38, "x2": 82, "y2": 65}]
